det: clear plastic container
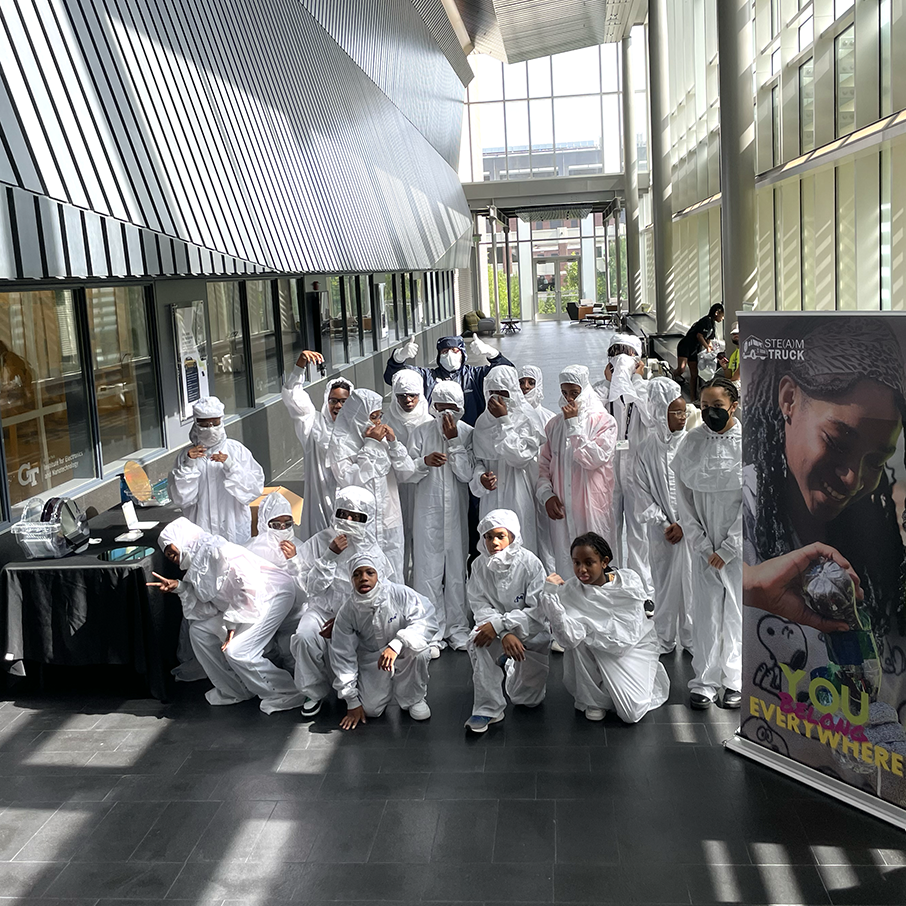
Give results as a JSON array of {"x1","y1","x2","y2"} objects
[{"x1": 11, "y1": 495, "x2": 88, "y2": 559}]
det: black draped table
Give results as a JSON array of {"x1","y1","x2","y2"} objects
[{"x1": 0, "y1": 505, "x2": 183, "y2": 700}]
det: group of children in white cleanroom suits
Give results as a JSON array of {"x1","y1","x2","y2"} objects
[{"x1": 153, "y1": 329, "x2": 743, "y2": 731}]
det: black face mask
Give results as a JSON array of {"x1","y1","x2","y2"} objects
[{"x1": 701, "y1": 406, "x2": 731, "y2": 432}]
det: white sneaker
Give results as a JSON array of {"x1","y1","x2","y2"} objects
[
  {"x1": 407, "y1": 700, "x2": 431, "y2": 720},
  {"x1": 551, "y1": 640, "x2": 565, "y2": 653},
  {"x1": 429, "y1": 644, "x2": 441, "y2": 660},
  {"x1": 584, "y1": 707, "x2": 605, "y2": 721}
]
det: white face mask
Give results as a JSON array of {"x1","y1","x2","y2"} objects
[
  {"x1": 196, "y1": 425, "x2": 226, "y2": 448},
  {"x1": 433, "y1": 406, "x2": 462, "y2": 422},
  {"x1": 440, "y1": 350, "x2": 462, "y2": 372},
  {"x1": 269, "y1": 527, "x2": 295, "y2": 543},
  {"x1": 333, "y1": 517, "x2": 368, "y2": 541}
]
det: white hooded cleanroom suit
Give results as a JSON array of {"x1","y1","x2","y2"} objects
[
  {"x1": 518, "y1": 365, "x2": 557, "y2": 573},
  {"x1": 634, "y1": 378, "x2": 695, "y2": 654},
  {"x1": 402, "y1": 381, "x2": 475, "y2": 650},
  {"x1": 158, "y1": 518, "x2": 305, "y2": 714},
  {"x1": 167, "y1": 397, "x2": 265, "y2": 543},
  {"x1": 289, "y1": 486, "x2": 395, "y2": 705},
  {"x1": 282, "y1": 368, "x2": 354, "y2": 541},
  {"x1": 671, "y1": 420, "x2": 743, "y2": 701},
  {"x1": 537, "y1": 366, "x2": 618, "y2": 577},
  {"x1": 471, "y1": 366, "x2": 546, "y2": 562},
  {"x1": 593, "y1": 342, "x2": 654, "y2": 595},
  {"x1": 467, "y1": 509, "x2": 551, "y2": 720},
  {"x1": 327, "y1": 388, "x2": 416, "y2": 580},
  {"x1": 385, "y1": 370, "x2": 432, "y2": 582},
  {"x1": 519, "y1": 364, "x2": 557, "y2": 429},
  {"x1": 244, "y1": 491, "x2": 306, "y2": 671},
  {"x1": 540, "y1": 569, "x2": 670, "y2": 723},
  {"x1": 331, "y1": 552, "x2": 438, "y2": 717}
]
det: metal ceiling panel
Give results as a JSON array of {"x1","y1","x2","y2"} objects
[{"x1": 452, "y1": 0, "x2": 646, "y2": 62}]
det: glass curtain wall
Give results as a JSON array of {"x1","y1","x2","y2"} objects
[
  {"x1": 475, "y1": 214, "x2": 625, "y2": 321},
  {"x1": 459, "y1": 45, "x2": 624, "y2": 182}
]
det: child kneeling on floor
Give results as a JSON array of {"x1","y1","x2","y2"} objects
[
  {"x1": 465, "y1": 508, "x2": 550, "y2": 734},
  {"x1": 541, "y1": 532, "x2": 669, "y2": 723},
  {"x1": 331, "y1": 552, "x2": 438, "y2": 730}
]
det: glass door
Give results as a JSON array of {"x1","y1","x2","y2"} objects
[{"x1": 534, "y1": 257, "x2": 580, "y2": 321}]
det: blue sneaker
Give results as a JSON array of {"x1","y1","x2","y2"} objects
[{"x1": 464, "y1": 714, "x2": 505, "y2": 734}]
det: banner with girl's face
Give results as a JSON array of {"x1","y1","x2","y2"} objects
[{"x1": 740, "y1": 312, "x2": 906, "y2": 810}]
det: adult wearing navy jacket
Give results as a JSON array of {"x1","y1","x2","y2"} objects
[{"x1": 383, "y1": 336, "x2": 514, "y2": 427}]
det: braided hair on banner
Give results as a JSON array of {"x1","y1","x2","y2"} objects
[{"x1": 744, "y1": 319, "x2": 906, "y2": 638}]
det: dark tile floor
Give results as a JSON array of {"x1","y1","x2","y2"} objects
[
  {"x1": 0, "y1": 647, "x2": 904, "y2": 906},
  {"x1": 2, "y1": 321, "x2": 903, "y2": 905}
]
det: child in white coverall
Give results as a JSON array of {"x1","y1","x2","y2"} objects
[
  {"x1": 152, "y1": 517, "x2": 305, "y2": 715},
  {"x1": 464, "y1": 509, "x2": 550, "y2": 734},
  {"x1": 541, "y1": 532, "x2": 669, "y2": 723},
  {"x1": 332, "y1": 552, "x2": 438, "y2": 729}
]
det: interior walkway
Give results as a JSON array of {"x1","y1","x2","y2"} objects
[{"x1": 0, "y1": 319, "x2": 903, "y2": 906}]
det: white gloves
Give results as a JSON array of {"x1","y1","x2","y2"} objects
[
  {"x1": 469, "y1": 337, "x2": 497, "y2": 359},
  {"x1": 393, "y1": 339, "x2": 419, "y2": 363}
]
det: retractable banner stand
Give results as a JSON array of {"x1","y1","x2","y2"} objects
[{"x1": 727, "y1": 312, "x2": 906, "y2": 830}]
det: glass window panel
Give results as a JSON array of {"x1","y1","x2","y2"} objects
[
  {"x1": 881, "y1": 148, "x2": 891, "y2": 310},
  {"x1": 554, "y1": 96, "x2": 602, "y2": 177},
  {"x1": 835, "y1": 25, "x2": 855, "y2": 138},
  {"x1": 772, "y1": 85, "x2": 781, "y2": 166},
  {"x1": 503, "y1": 61, "x2": 528, "y2": 99},
  {"x1": 881, "y1": 0, "x2": 892, "y2": 117},
  {"x1": 835, "y1": 0, "x2": 854, "y2": 18},
  {"x1": 385, "y1": 274, "x2": 399, "y2": 343},
  {"x1": 374, "y1": 275, "x2": 392, "y2": 347},
  {"x1": 601, "y1": 43, "x2": 620, "y2": 93},
  {"x1": 246, "y1": 280, "x2": 280, "y2": 400},
  {"x1": 771, "y1": 47, "x2": 781, "y2": 77},
  {"x1": 346, "y1": 276, "x2": 364, "y2": 360},
  {"x1": 327, "y1": 276, "x2": 347, "y2": 366},
  {"x1": 1, "y1": 290, "x2": 95, "y2": 509},
  {"x1": 602, "y1": 94, "x2": 622, "y2": 173},
  {"x1": 207, "y1": 282, "x2": 250, "y2": 413},
  {"x1": 470, "y1": 102, "x2": 505, "y2": 181},
  {"x1": 528, "y1": 57, "x2": 552, "y2": 98},
  {"x1": 410, "y1": 273, "x2": 423, "y2": 334},
  {"x1": 798, "y1": 15, "x2": 813, "y2": 51},
  {"x1": 505, "y1": 100, "x2": 530, "y2": 179},
  {"x1": 529, "y1": 99, "x2": 555, "y2": 177},
  {"x1": 277, "y1": 279, "x2": 304, "y2": 375},
  {"x1": 771, "y1": 0, "x2": 781, "y2": 35},
  {"x1": 552, "y1": 46, "x2": 600, "y2": 96},
  {"x1": 85, "y1": 286, "x2": 162, "y2": 469},
  {"x1": 799, "y1": 58, "x2": 815, "y2": 154},
  {"x1": 468, "y1": 54, "x2": 503, "y2": 101}
]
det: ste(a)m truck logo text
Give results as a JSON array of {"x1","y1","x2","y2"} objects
[{"x1": 742, "y1": 335, "x2": 805, "y2": 361}]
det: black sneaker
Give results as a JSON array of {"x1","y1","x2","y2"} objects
[
  {"x1": 722, "y1": 689, "x2": 742, "y2": 709},
  {"x1": 690, "y1": 693, "x2": 712, "y2": 710}
]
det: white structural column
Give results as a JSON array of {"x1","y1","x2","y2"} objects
[
  {"x1": 716, "y1": 0, "x2": 757, "y2": 326},
  {"x1": 647, "y1": 0, "x2": 674, "y2": 333},
  {"x1": 621, "y1": 34, "x2": 641, "y2": 314}
]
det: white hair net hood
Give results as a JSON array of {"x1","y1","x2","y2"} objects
[
  {"x1": 328, "y1": 388, "x2": 384, "y2": 465},
  {"x1": 477, "y1": 507, "x2": 523, "y2": 573},
  {"x1": 332, "y1": 485, "x2": 378, "y2": 542},
  {"x1": 646, "y1": 377, "x2": 684, "y2": 444},
  {"x1": 474, "y1": 366, "x2": 534, "y2": 461},
  {"x1": 321, "y1": 377, "x2": 355, "y2": 420},
  {"x1": 389, "y1": 370, "x2": 430, "y2": 426},
  {"x1": 558, "y1": 365, "x2": 604, "y2": 416},
  {"x1": 519, "y1": 365, "x2": 546, "y2": 409},
  {"x1": 192, "y1": 397, "x2": 225, "y2": 420},
  {"x1": 429, "y1": 380, "x2": 465, "y2": 419},
  {"x1": 257, "y1": 491, "x2": 293, "y2": 527}
]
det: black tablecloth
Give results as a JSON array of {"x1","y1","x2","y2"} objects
[{"x1": 0, "y1": 505, "x2": 183, "y2": 700}]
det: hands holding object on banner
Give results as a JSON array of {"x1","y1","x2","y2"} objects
[{"x1": 743, "y1": 542, "x2": 858, "y2": 634}]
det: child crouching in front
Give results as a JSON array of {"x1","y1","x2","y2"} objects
[
  {"x1": 541, "y1": 533, "x2": 669, "y2": 723},
  {"x1": 465, "y1": 509, "x2": 550, "y2": 734},
  {"x1": 331, "y1": 553, "x2": 438, "y2": 729}
]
